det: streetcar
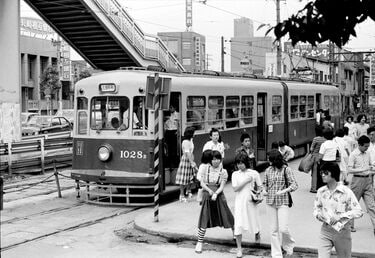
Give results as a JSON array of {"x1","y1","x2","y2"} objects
[{"x1": 70, "y1": 67, "x2": 341, "y2": 205}]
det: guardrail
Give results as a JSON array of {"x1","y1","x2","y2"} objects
[
  {"x1": 0, "y1": 132, "x2": 73, "y2": 175},
  {"x1": 93, "y1": 0, "x2": 185, "y2": 72}
]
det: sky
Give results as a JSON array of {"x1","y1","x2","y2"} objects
[{"x1": 21, "y1": 0, "x2": 375, "y2": 71}]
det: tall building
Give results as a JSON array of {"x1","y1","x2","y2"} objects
[
  {"x1": 230, "y1": 17, "x2": 273, "y2": 74},
  {"x1": 158, "y1": 31, "x2": 206, "y2": 72}
]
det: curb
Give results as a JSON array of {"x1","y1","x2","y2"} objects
[{"x1": 134, "y1": 219, "x2": 373, "y2": 258}]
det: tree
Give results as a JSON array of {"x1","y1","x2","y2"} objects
[
  {"x1": 40, "y1": 66, "x2": 60, "y2": 115},
  {"x1": 269, "y1": 0, "x2": 375, "y2": 47},
  {"x1": 78, "y1": 69, "x2": 92, "y2": 81}
]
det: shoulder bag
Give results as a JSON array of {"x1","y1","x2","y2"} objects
[
  {"x1": 283, "y1": 168, "x2": 293, "y2": 208},
  {"x1": 251, "y1": 179, "x2": 263, "y2": 204}
]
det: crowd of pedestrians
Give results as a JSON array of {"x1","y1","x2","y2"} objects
[{"x1": 173, "y1": 112, "x2": 375, "y2": 258}]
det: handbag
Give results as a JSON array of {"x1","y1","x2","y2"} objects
[
  {"x1": 283, "y1": 168, "x2": 293, "y2": 208},
  {"x1": 196, "y1": 188, "x2": 203, "y2": 202},
  {"x1": 251, "y1": 180, "x2": 263, "y2": 204},
  {"x1": 298, "y1": 153, "x2": 314, "y2": 173}
]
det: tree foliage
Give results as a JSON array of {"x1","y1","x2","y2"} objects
[
  {"x1": 78, "y1": 69, "x2": 92, "y2": 81},
  {"x1": 39, "y1": 66, "x2": 60, "y2": 96},
  {"x1": 270, "y1": 0, "x2": 375, "y2": 47}
]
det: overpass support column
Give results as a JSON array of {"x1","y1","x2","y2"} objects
[{"x1": 0, "y1": 0, "x2": 21, "y2": 143}]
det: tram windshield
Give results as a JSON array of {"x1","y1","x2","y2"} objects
[{"x1": 90, "y1": 97, "x2": 130, "y2": 130}]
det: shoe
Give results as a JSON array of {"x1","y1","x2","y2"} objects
[
  {"x1": 236, "y1": 249, "x2": 242, "y2": 258},
  {"x1": 179, "y1": 195, "x2": 187, "y2": 202},
  {"x1": 187, "y1": 192, "x2": 193, "y2": 200},
  {"x1": 195, "y1": 242, "x2": 202, "y2": 254},
  {"x1": 351, "y1": 227, "x2": 356, "y2": 232},
  {"x1": 255, "y1": 232, "x2": 261, "y2": 242}
]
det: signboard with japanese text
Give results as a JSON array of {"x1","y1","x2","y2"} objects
[{"x1": 370, "y1": 55, "x2": 375, "y2": 86}]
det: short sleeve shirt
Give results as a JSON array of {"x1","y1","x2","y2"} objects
[{"x1": 319, "y1": 140, "x2": 338, "y2": 161}]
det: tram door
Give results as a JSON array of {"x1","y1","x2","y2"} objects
[
  {"x1": 163, "y1": 92, "x2": 181, "y2": 187},
  {"x1": 257, "y1": 93, "x2": 267, "y2": 161}
]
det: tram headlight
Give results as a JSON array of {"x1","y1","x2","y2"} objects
[{"x1": 98, "y1": 145, "x2": 112, "y2": 161}]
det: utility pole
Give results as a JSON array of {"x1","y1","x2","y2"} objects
[
  {"x1": 221, "y1": 36, "x2": 225, "y2": 72},
  {"x1": 276, "y1": 0, "x2": 282, "y2": 76}
]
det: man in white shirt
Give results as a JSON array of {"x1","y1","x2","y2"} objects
[
  {"x1": 314, "y1": 162, "x2": 362, "y2": 258},
  {"x1": 348, "y1": 135, "x2": 375, "y2": 234}
]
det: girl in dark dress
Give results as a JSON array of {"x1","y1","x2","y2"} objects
[{"x1": 195, "y1": 150, "x2": 234, "y2": 254}]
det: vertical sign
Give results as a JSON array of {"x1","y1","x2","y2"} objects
[
  {"x1": 370, "y1": 54, "x2": 375, "y2": 87},
  {"x1": 186, "y1": 0, "x2": 192, "y2": 31},
  {"x1": 195, "y1": 36, "x2": 201, "y2": 71}
]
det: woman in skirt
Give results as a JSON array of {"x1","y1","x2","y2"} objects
[
  {"x1": 195, "y1": 150, "x2": 234, "y2": 254},
  {"x1": 175, "y1": 126, "x2": 197, "y2": 202}
]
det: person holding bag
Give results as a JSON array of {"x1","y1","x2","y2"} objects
[
  {"x1": 195, "y1": 151, "x2": 234, "y2": 254},
  {"x1": 263, "y1": 150, "x2": 298, "y2": 258},
  {"x1": 196, "y1": 150, "x2": 213, "y2": 203},
  {"x1": 232, "y1": 153, "x2": 262, "y2": 258}
]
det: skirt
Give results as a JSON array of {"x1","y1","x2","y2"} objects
[
  {"x1": 197, "y1": 188, "x2": 234, "y2": 229},
  {"x1": 175, "y1": 155, "x2": 194, "y2": 185}
]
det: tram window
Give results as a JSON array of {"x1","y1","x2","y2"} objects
[
  {"x1": 241, "y1": 95, "x2": 254, "y2": 125},
  {"x1": 323, "y1": 95, "x2": 330, "y2": 111},
  {"x1": 225, "y1": 96, "x2": 239, "y2": 128},
  {"x1": 186, "y1": 96, "x2": 206, "y2": 131},
  {"x1": 77, "y1": 111, "x2": 88, "y2": 135},
  {"x1": 299, "y1": 96, "x2": 307, "y2": 118},
  {"x1": 290, "y1": 95, "x2": 299, "y2": 120},
  {"x1": 307, "y1": 96, "x2": 314, "y2": 118},
  {"x1": 77, "y1": 97, "x2": 88, "y2": 110},
  {"x1": 332, "y1": 96, "x2": 339, "y2": 114},
  {"x1": 272, "y1": 95, "x2": 282, "y2": 122},
  {"x1": 133, "y1": 96, "x2": 147, "y2": 130},
  {"x1": 90, "y1": 97, "x2": 129, "y2": 130},
  {"x1": 208, "y1": 96, "x2": 224, "y2": 129}
]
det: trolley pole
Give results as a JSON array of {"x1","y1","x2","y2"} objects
[{"x1": 153, "y1": 74, "x2": 161, "y2": 222}]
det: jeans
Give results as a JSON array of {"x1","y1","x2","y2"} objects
[
  {"x1": 318, "y1": 223, "x2": 351, "y2": 258},
  {"x1": 267, "y1": 205, "x2": 295, "y2": 258}
]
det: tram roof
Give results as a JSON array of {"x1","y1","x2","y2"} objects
[{"x1": 79, "y1": 69, "x2": 338, "y2": 94}]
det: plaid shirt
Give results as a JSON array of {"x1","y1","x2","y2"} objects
[{"x1": 263, "y1": 165, "x2": 298, "y2": 206}]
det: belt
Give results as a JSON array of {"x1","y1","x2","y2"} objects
[{"x1": 353, "y1": 174, "x2": 371, "y2": 178}]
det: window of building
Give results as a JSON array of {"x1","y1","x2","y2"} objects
[
  {"x1": 225, "y1": 96, "x2": 239, "y2": 128},
  {"x1": 240, "y1": 95, "x2": 254, "y2": 125},
  {"x1": 272, "y1": 95, "x2": 282, "y2": 122},
  {"x1": 182, "y1": 58, "x2": 191, "y2": 66},
  {"x1": 28, "y1": 60, "x2": 33, "y2": 79},
  {"x1": 208, "y1": 96, "x2": 224, "y2": 129},
  {"x1": 290, "y1": 95, "x2": 299, "y2": 119},
  {"x1": 319, "y1": 71, "x2": 323, "y2": 81},
  {"x1": 186, "y1": 96, "x2": 205, "y2": 131}
]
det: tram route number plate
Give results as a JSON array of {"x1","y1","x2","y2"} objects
[
  {"x1": 120, "y1": 150, "x2": 147, "y2": 159},
  {"x1": 99, "y1": 83, "x2": 116, "y2": 92}
]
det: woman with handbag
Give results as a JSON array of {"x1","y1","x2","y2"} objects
[
  {"x1": 232, "y1": 153, "x2": 262, "y2": 258},
  {"x1": 310, "y1": 125, "x2": 326, "y2": 193},
  {"x1": 263, "y1": 150, "x2": 298, "y2": 258},
  {"x1": 195, "y1": 150, "x2": 234, "y2": 254}
]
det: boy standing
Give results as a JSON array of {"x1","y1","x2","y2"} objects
[{"x1": 314, "y1": 162, "x2": 362, "y2": 258}]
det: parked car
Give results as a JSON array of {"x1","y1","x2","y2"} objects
[
  {"x1": 55, "y1": 109, "x2": 74, "y2": 125},
  {"x1": 21, "y1": 112, "x2": 37, "y2": 126},
  {"x1": 22, "y1": 115, "x2": 72, "y2": 136}
]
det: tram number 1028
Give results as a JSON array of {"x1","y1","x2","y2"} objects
[{"x1": 120, "y1": 150, "x2": 147, "y2": 159}]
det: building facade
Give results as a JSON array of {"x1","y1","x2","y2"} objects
[
  {"x1": 20, "y1": 17, "x2": 75, "y2": 114},
  {"x1": 158, "y1": 31, "x2": 206, "y2": 72},
  {"x1": 230, "y1": 17, "x2": 273, "y2": 74}
]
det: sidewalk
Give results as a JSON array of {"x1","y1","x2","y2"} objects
[{"x1": 134, "y1": 159, "x2": 375, "y2": 257}]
